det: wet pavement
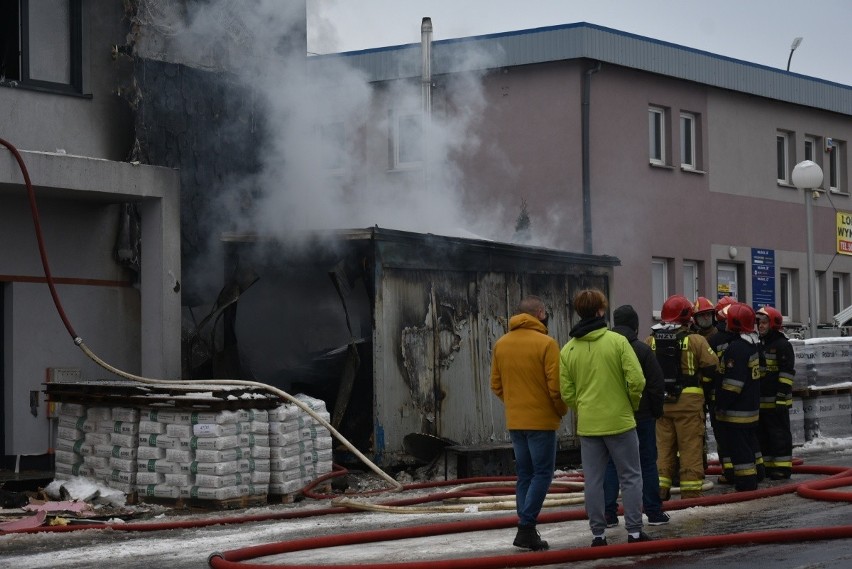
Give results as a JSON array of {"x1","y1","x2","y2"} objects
[{"x1": 1, "y1": 442, "x2": 851, "y2": 568}]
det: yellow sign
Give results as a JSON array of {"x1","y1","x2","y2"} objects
[{"x1": 838, "y1": 212, "x2": 852, "y2": 255}]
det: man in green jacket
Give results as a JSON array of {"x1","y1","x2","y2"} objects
[
  {"x1": 491, "y1": 295, "x2": 567, "y2": 551},
  {"x1": 560, "y1": 289, "x2": 650, "y2": 546}
]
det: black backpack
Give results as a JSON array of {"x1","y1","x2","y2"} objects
[{"x1": 653, "y1": 328, "x2": 687, "y2": 403}]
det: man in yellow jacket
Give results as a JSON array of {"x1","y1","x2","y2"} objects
[{"x1": 491, "y1": 295, "x2": 568, "y2": 552}]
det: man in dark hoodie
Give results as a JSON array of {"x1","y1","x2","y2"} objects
[{"x1": 603, "y1": 305, "x2": 668, "y2": 527}]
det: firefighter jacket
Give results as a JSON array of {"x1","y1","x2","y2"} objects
[
  {"x1": 758, "y1": 330, "x2": 796, "y2": 408},
  {"x1": 491, "y1": 313, "x2": 568, "y2": 430},
  {"x1": 716, "y1": 333, "x2": 761, "y2": 427},
  {"x1": 645, "y1": 325, "x2": 719, "y2": 398},
  {"x1": 707, "y1": 329, "x2": 740, "y2": 402},
  {"x1": 560, "y1": 316, "x2": 645, "y2": 437}
]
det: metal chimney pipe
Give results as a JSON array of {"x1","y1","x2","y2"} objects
[{"x1": 421, "y1": 17, "x2": 432, "y2": 192}]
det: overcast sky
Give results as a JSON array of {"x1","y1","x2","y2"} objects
[{"x1": 307, "y1": 0, "x2": 852, "y2": 86}]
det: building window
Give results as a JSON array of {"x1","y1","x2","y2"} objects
[
  {"x1": 390, "y1": 110, "x2": 423, "y2": 170},
  {"x1": 683, "y1": 260, "x2": 699, "y2": 302},
  {"x1": 804, "y1": 136, "x2": 816, "y2": 162},
  {"x1": 780, "y1": 269, "x2": 793, "y2": 322},
  {"x1": 717, "y1": 262, "x2": 739, "y2": 300},
  {"x1": 777, "y1": 131, "x2": 791, "y2": 183},
  {"x1": 828, "y1": 139, "x2": 844, "y2": 193},
  {"x1": 651, "y1": 257, "x2": 669, "y2": 318},
  {"x1": 833, "y1": 274, "x2": 846, "y2": 315},
  {"x1": 649, "y1": 107, "x2": 666, "y2": 165},
  {"x1": 680, "y1": 112, "x2": 696, "y2": 169},
  {"x1": 0, "y1": 0, "x2": 83, "y2": 94},
  {"x1": 319, "y1": 121, "x2": 346, "y2": 171}
]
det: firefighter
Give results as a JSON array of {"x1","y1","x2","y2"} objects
[
  {"x1": 715, "y1": 303, "x2": 765, "y2": 491},
  {"x1": 706, "y1": 298, "x2": 740, "y2": 483},
  {"x1": 692, "y1": 297, "x2": 718, "y2": 407},
  {"x1": 647, "y1": 295, "x2": 719, "y2": 500},
  {"x1": 691, "y1": 297, "x2": 717, "y2": 339},
  {"x1": 756, "y1": 306, "x2": 795, "y2": 479}
]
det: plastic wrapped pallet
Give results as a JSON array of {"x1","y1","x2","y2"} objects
[
  {"x1": 807, "y1": 338, "x2": 852, "y2": 387},
  {"x1": 790, "y1": 339, "x2": 814, "y2": 390}
]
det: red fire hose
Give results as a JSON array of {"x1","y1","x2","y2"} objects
[{"x1": 204, "y1": 464, "x2": 852, "y2": 568}]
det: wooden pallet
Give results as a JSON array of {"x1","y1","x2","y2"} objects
[
  {"x1": 793, "y1": 386, "x2": 852, "y2": 397},
  {"x1": 131, "y1": 492, "x2": 268, "y2": 510}
]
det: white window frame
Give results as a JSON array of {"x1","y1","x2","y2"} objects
[
  {"x1": 833, "y1": 274, "x2": 846, "y2": 316},
  {"x1": 777, "y1": 131, "x2": 790, "y2": 184},
  {"x1": 804, "y1": 136, "x2": 817, "y2": 162},
  {"x1": 649, "y1": 107, "x2": 666, "y2": 165},
  {"x1": 651, "y1": 257, "x2": 669, "y2": 319},
  {"x1": 319, "y1": 120, "x2": 346, "y2": 172},
  {"x1": 683, "y1": 260, "x2": 699, "y2": 302},
  {"x1": 391, "y1": 110, "x2": 423, "y2": 170},
  {"x1": 828, "y1": 139, "x2": 842, "y2": 193},
  {"x1": 680, "y1": 112, "x2": 696, "y2": 169},
  {"x1": 779, "y1": 269, "x2": 794, "y2": 323}
]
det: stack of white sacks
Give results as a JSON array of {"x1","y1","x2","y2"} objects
[
  {"x1": 267, "y1": 395, "x2": 334, "y2": 496},
  {"x1": 53, "y1": 395, "x2": 334, "y2": 503},
  {"x1": 136, "y1": 409, "x2": 271, "y2": 501},
  {"x1": 54, "y1": 404, "x2": 140, "y2": 493}
]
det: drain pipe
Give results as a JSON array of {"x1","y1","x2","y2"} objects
[
  {"x1": 581, "y1": 61, "x2": 601, "y2": 255},
  {"x1": 421, "y1": 17, "x2": 433, "y2": 194}
]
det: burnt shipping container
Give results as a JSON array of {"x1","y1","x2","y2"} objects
[{"x1": 221, "y1": 227, "x2": 619, "y2": 467}]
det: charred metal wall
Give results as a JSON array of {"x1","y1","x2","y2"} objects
[
  {"x1": 375, "y1": 256, "x2": 611, "y2": 465},
  {"x1": 224, "y1": 230, "x2": 617, "y2": 467}
]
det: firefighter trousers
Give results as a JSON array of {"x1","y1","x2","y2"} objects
[
  {"x1": 657, "y1": 391, "x2": 705, "y2": 496},
  {"x1": 716, "y1": 422, "x2": 764, "y2": 491},
  {"x1": 758, "y1": 406, "x2": 793, "y2": 478}
]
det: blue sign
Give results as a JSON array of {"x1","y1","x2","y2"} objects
[{"x1": 751, "y1": 248, "x2": 775, "y2": 309}]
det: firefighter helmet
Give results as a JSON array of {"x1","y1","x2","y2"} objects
[
  {"x1": 661, "y1": 295, "x2": 694, "y2": 325},
  {"x1": 726, "y1": 302, "x2": 756, "y2": 333},
  {"x1": 757, "y1": 306, "x2": 784, "y2": 331},
  {"x1": 693, "y1": 296, "x2": 715, "y2": 315},
  {"x1": 715, "y1": 296, "x2": 736, "y2": 321}
]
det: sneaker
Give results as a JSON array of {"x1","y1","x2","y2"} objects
[
  {"x1": 628, "y1": 532, "x2": 653, "y2": 543},
  {"x1": 591, "y1": 536, "x2": 608, "y2": 547},
  {"x1": 605, "y1": 513, "x2": 619, "y2": 528},
  {"x1": 646, "y1": 511, "x2": 670, "y2": 526},
  {"x1": 513, "y1": 525, "x2": 549, "y2": 551}
]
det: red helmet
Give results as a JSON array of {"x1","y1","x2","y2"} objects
[
  {"x1": 661, "y1": 295, "x2": 694, "y2": 325},
  {"x1": 757, "y1": 306, "x2": 783, "y2": 331},
  {"x1": 715, "y1": 296, "x2": 736, "y2": 321},
  {"x1": 726, "y1": 302, "x2": 756, "y2": 333},
  {"x1": 693, "y1": 296, "x2": 715, "y2": 315}
]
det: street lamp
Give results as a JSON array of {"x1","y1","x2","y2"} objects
[
  {"x1": 786, "y1": 37, "x2": 803, "y2": 72},
  {"x1": 792, "y1": 160, "x2": 823, "y2": 338}
]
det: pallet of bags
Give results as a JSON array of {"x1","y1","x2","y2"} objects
[
  {"x1": 267, "y1": 395, "x2": 333, "y2": 501},
  {"x1": 54, "y1": 402, "x2": 97, "y2": 479},
  {"x1": 95, "y1": 406, "x2": 140, "y2": 494}
]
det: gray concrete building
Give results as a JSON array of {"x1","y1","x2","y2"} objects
[
  {"x1": 0, "y1": 2, "x2": 181, "y2": 462},
  {"x1": 314, "y1": 22, "x2": 852, "y2": 336}
]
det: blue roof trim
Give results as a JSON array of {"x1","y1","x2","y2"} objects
[{"x1": 309, "y1": 21, "x2": 852, "y2": 114}]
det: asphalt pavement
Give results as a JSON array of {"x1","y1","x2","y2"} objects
[{"x1": 2, "y1": 441, "x2": 851, "y2": 569}]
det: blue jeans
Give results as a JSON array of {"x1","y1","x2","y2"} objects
[
  {"x1": 603, "y1": 417, "x2": 662, "y2": 516},
  {"x1": 510, "y1": 429, "x2": 557, "y2": 527}
]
